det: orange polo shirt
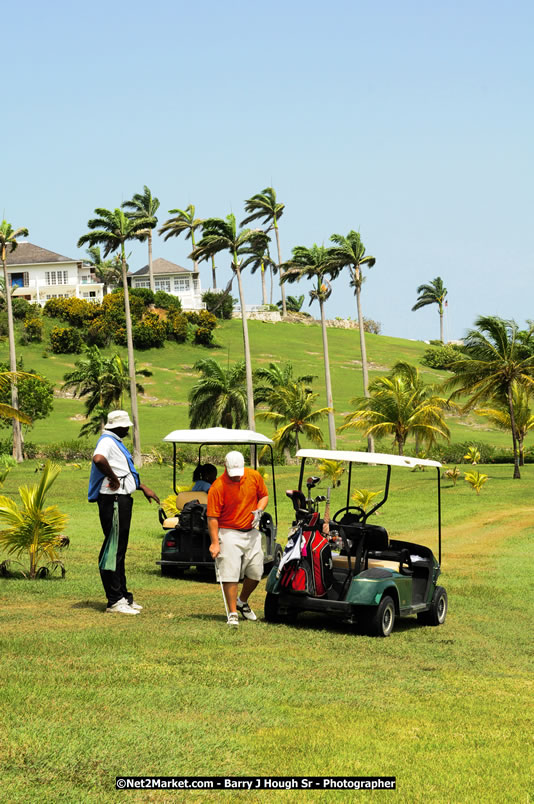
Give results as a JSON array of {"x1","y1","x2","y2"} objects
[{"x1": 207, "y1": 468, "x2": 268, "y2": 530}]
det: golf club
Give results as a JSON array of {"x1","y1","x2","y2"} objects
[{"x1": 214, "y1": 558, "x2": 229, "y2": 619}]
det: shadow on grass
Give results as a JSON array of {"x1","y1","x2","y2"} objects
[
  {"x1": 71, "y1": 600, "x2": 106, "y2": 612},
  {"x1": 258, "y1": 610, "x2": 424, "y2": 637}
]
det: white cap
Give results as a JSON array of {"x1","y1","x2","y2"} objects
[
  {"x1": 225, "y1": 450, "x2": 245, "y2": 477},
  {"x1": 104, "y1": 410, "x2": 134, "y2": 430}
]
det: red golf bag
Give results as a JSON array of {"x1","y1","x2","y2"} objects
[{"x1": 280, "y1": 513, "x2": 333, "y2": 597}]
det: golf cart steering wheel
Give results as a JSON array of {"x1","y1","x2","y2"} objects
[{"x1": 332, "y1": 506, "x2": 366, "y2": 524}]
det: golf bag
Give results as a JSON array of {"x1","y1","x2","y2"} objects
[
  {"x1": 178, "y1": 500, "x2": 207, "y2": 536},
  {"x1": 280, "y1": 513, "x2": 333, "y2": 597}
]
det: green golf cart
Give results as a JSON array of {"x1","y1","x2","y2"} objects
[{"x1": 264, "y1": 448, "x2": 447, "y2": 637}]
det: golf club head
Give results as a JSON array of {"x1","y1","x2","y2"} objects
[{"x1": 306, "y1": 476, "x2": 321, "y2": 490}]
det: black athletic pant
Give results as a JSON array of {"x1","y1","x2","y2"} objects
[{"x1": 97, "y1": 493, "x2": 134, "y2": 606}]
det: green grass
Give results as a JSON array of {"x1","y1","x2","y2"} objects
[
  {"x1": 0, "y1": 461, "x2": 532, "y2": 803},
  {"x1": 0, "y1": 318, "x2": 515, "y2": 452}
]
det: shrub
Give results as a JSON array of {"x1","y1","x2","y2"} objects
[
  {"x1": 202, "y1": 291, "x2": 234, "y2": 319},
  {"x1": 102, "y1": 290, "x2": 145, "y2": 324},
  {"x1": 421, "y1": 344, "x2": 462, "y2": 370},
  {"x1": 184, "y1": 311, "x2": 201, "y2": 326},
  {"x1": 194, "y1": 325, "x2": 214, "y2": 346},
  {"x1": 11, "y1": 298, "x2": 32, "y2": 319},
  {"x1": 23, "y1": 316, "x2": 43, "y2": 343},
  {"x1": 49, "y1": 326, "x2": 83, "y2": 354},
  {"x1": 167, "y1": 311, "x2": 189, "y2": 343},
  {"x1": 154, "y1": 290, "x2": 182, "y2": 312},
  {"x1": 363, "y1": 317, "x2": 381, "y2": 335},
  {"x1": 130, "y1": 287, "x2": 155, "y2": 306},
  {"x1": 43, "y1": 298, "x2": 68, "y2": 318},
  {"x1": 86, "y1": 317, "x2": 112, "y2": 347},
  {"x1": 132, "y1": 312, "x2": 167, "y2": 349}
]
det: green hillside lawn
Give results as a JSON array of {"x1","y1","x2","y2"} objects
[
  {"x1": 0, "y1": 460, "x2": 532, "y2": 803},
  {"x1": 0, "y1": 318, "x2": 514, "y2": 452}
]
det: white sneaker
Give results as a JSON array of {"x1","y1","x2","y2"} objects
[
  {"x1": 237, "y1": 599, "x2": 257, "y2": 621},
  {"x1": 106, "y1": 597, "x2": 139, "y2": 615},
  {"x1": 129, "y1": 600, "x2": 143, "y2": 611},
  {"x1": 227, "y1": 612, "x2": 239, "y2": 627}
]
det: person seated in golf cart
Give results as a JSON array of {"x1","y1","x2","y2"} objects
[{"x1": 192, "y1": 463, "x2": 217, "y2": 493}]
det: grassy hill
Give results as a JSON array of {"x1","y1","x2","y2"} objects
[{"x1": 0, "y1": 317, "x2": 512, "y2": 452}]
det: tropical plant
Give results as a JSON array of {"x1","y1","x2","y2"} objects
[
  {"x1": 281, "y1": 244, "x2": 340, "y2": 448},
  {"x1": 340, "y1": 362, "x2": 450, "y2": 456},
  {"x1": 0, "y1": 220, "x2": 29, "y2": 461},
  {"x1": 318, "y1": 459, "x2": 345, "y2": 488},
  {"x1": 241, "y1": 187, "x2": 286, "y2": 314},
  {"x1": 191, "y1": 214, "x2": 268, "y2": 430},
  {"x1": 0, "y1": 363, "x2": 53, "y2": 433},
  {"x1": 463, "y1": 446, "x2": 481, "y2": 465},
  {"x1": 254, "y1": 362, "x2": 315, "y2": 404},
  {"x1": 351, "y1": 488, "x2": 382, "y2": 512},
  {"x1": 0, "y1": 461, "x2": 68, "y2": 579},
  {"x1": 85, "y1": 246, "x2": 121, "y2": 295},
  {"x1": 412, "y1": 277, "x2": 448, "y2": 343},
  {"x1": 328, "y1": 231, "x2": 376, "y2": 451},
  {"x1": 122, "y1": 186, "x2": 160, "y2": 292},
  {"x1": 78, "y1": 207, "x2": 154, "y2": 464},
  {"x1": 159, "y1": 203, "x2": 204, "y2": 277},
  {"x1": 443, "y1": 466, "x2": 460, "y2": 486},
  {"x1": 240, "y1": 233, "x2": 276, "y2": 305},
  {"x1": 475, "y1": 384, "x2": 534, "y2": 466},
  {"x1": 463, "y1": 470, "x2": 488, "y2": 495},
  {"x1": 188, "y1": 358, "x2": 247, "y2": 429},
  {"x1": 444, "y1": 316, "x2": 534, "y2": 479},
  {"x1": 277, "y1": 294, "x2": 305, "y2": 313},
  {"x1": 202, "y1": 290, "x2": 234, "y2": 319},
  {"x1": 257, "y1": 382, "x2": 330, "y2": 457}
]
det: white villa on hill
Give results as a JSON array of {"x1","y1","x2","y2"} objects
[
  {"x1": 130, "y1": 258, "x2": 205, "y2": 310},
  {"x1": 5, "y1": 242, "x2": 104, "y2": 304}
]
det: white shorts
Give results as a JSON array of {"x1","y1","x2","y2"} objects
[{"x1": 217, "y1": 527, "x2": 263, "y2": 583}]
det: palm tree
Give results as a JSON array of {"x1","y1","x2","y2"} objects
[
  {"x1": 475, "y1": 385, "x2": 534, "y2": 466},
  {"x1": 0, "y1": 220, "x2": 29, "y2": 461},
  {"x1": 78, "y1": 207, "x2": 153, "y2": 464},
  {"x1": 241, "y1": 187, "x2": 287, "y2": 315},
  {"x1": 277, "y1": 294, "x2": 304, "y2": 313},
  {"x1": 328, "y1": 231, "x2": 376, "y2": 452},
  {"x1": 281, "y1": 244, "x2": 339, "y2": 448},
  {"x1": 188, "y1": 358, "x2": 247, "y2": 428},
  {"x1": 159, "y1": 203, "x2": 204, "y2": 277},
  {"x1": 257, "y1": 382, "x2": 330, "y2": 456},
  {"x1": 412, "y1": 277, "x2": 448, "y2": 343},
  {"x1": 122, "y1": 186, "x2": 160, "y2": 293},
  {"x1": 254, "y1": 361, "x2": 314, "y2": 403},
  {"x1": 240, "y1": 234, "x2": 276, "y2": 306},
  {"x1": 340, "y1": 364, "x2": 450, "y2": 455},
  {"x1": 445, "y1": 316, "x2": 534, "y2": 478},
  {"x1": 85, "y1": 246, "x2": 121, "y2": 295},
  {"x1": 190, "y1": 214, "x2": 268, "y2": 430}
]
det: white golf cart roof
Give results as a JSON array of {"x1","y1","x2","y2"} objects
[
  {"x1": 163, "y1": 427, "x2": 273, "y2": 445},
  {"x1": 296, "y1": 448, "x2": 441, "y2": 469}
]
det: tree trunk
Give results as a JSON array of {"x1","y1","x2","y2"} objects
[
  {"x1": 274, "y1": 221, "x2": 286, "y2": 316},
  {"x1": 121, "y1": 246, "x2": 142, "y2": 466},
  {"x1": 148, "y1": 232, "x2": 155, "y2": 293},
  {"x1": 355, "y1": 274, "x2": 374, "y2": 454},
  {"x1": 319, "y1": 299, "x2": 336, "y2": 449},
  {"x1": 518, "y1": 434, "x2": 524, "y2": 466},
  {"x1": 2, "y1": 253, "x2": 23, "y2": 462},
  {"x1": 234, "y1": 261, "x2": 255, "y2": 431},
  {"x1": 211, "y1": 255, "x2": 217, "y2": 289},
  {"x1": 507, "y1": 385, "x2": 520, "y2": 478},
  {"x1": 270, "y1": 264, "x2": 274, "y2": 305},
  {"x1": 440, "y1": 307, "x2": 444, "y2": 344},
  {"x1": 260, "y1": 260, "x2": 267, "y2": 305}
]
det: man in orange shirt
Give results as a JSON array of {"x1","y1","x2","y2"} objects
[{"x1": 207, "y1": 451, "x2": 269, "y2": 627}]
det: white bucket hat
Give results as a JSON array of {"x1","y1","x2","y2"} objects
[
  {"x1": 225, "y1": 450, "x2": 245, "y2": 477},
  {"x1": 104, "y1": 410, "x2": 134, "y2": 430}
]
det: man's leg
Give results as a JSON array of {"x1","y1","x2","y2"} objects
[
  {"x1": 222, "y1": 582, "x2": 238, "y2": 614},
  {"x1": 239, "y1": 576, "x2": 259, "y2": 603},
  {"x1": 97, "y1": 496, "x2": 121, "y2": 606},
  {"x1": 116, "y1": 496, "x2": 133, "y2": 602}
]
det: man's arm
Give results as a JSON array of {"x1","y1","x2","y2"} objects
[
  {"x1": 93, "y1": 454, "x2": 120, "y2": 491},
  {"x1": 208, "y1": 516, "x2": 220, "y2": 559},
  {"x1": 139, "y1": 483, "x2": 160, "y2": 504}
]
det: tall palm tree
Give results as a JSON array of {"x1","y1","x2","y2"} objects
[
  {"x1": 122, "y1": 186, "x2": 160, "y2": 293},
  {"x1": 444, "y1": 316, "x2": 534, "y2": 478},
  {"x1": 188, "y1": 358, "x2": 247, "y2": 428},
  {"x1": 340, "y1": 363, "x2": 450, "y2": 455},
  {"x1": 257, "y1": 382, "x2": 330, "y2": 456},
  {"x1": 240, "y1": 233, "x2": 276, "y2": 306},
  {"x1": 78, "y1": 208, "x2": 153, "y2": 465},
  {"x1": 0, "y1": 220, "x2": 29, "y2": 461},
  {"x1": 241, "y1": 187, "x2": 286, "y2": 315},
  {"x1": 85, "y1": 246, "x2": 121, "y2": 295},
  {"x1": 159, "y1": 204, "x2": 204, "y2": 276},
  {"x1": 328, "y1": 230, "x2": 376, "y2": 452},
  {"x1": 281, "y1": 244, "x2": 340, "y2": 448},
  {"x1": 254, "y1": 361, "x2": 314, "y2": 404},
  {"x1": 412, "y1": 277, "x2": 448, "y2": 343},
  {"x1": 475, "y1": 384, "x2": 534, "y2": 466},
  {"x1": 190, "y1": 214, "x2": 268, "y2": 430}
]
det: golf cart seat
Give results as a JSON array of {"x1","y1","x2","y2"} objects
[{"x1": 339, "y1": 522, "x2": 389, "y2": 553}]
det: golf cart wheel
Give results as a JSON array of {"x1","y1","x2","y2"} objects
[
  {"x1": 264, "y1": 592, "x2": 281, "y2": 623},
  {"x1": 366, "y1": 595, "x2": 396, "y2": 637},
  {"x1": 160, "y1": 565, "x2": 185, "y2": 578},
  {"x1": 418, "y1": 586, "x2": 448, "y2": 626}
]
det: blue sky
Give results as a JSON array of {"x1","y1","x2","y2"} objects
[{"x1": 3, "y1": 0, "x2": 532, "y2": 341}]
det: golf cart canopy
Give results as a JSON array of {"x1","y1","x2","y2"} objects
[
  {"x1": 296, "y1": 449, "x2": 441, "y2": 469},
  {"x1": 164, "y1": 427, "x2": 273, "y2": 445}
]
